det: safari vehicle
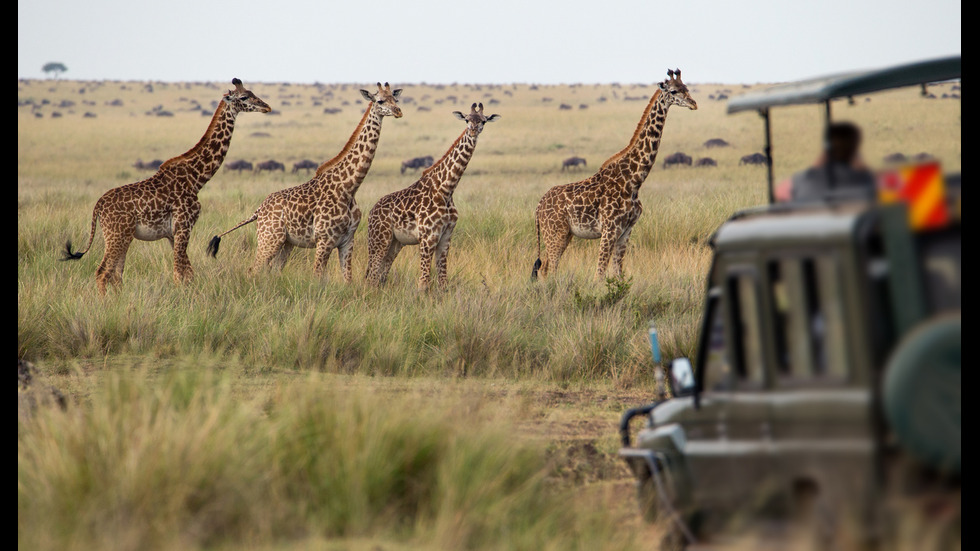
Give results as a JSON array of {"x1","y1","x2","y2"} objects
[{"x1": 617, "y1": 56, "x2": 960, "y2": 548}]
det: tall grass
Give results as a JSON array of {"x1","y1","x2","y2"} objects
[
  {"x1": 18, "y1": 78, "x2": 960, "y2": 383},
  {"x1": 18, "y1": 367, "x2": 640, "y2": 551}
]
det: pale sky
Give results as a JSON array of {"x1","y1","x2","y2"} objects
[{"x1": 18, "y1": 0, "x2": 960, "y2": 85}]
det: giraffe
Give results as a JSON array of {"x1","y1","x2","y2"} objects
[
  {"x1": 531, "y1": 69, "x2": 696, "y2": 281},
  {"x1": 365, "y1": 103, "x2": 500, "y2": 290},
  {"x1": 62, "y1": 78, "x2": 272, "y2": 295},
  {"x1": 206, "y1": 83, "x2": 403, "y2": 282}
]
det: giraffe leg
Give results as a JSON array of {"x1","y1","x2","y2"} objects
[
  {"x1": 366, "y1": 218, "x2": 402, "y2": 286},
  {"x1": 540, "y1": 225, "x2": 572, "y2": 280},
  {"x1": 610, "y1": 227, "x2": 634, "y2": 278},
  {"x1": 337, "y1": 239, "x2": 354, "y2": 284},
  {"x1": 434, "y1": 222, "x2": 456, "y2": 290},
  {"x1": 595, "y1": 227, "x2": 619, "y2": 280},
  {"x1": 378, "y1": 239, "x2": 404, "y2": 286},
  {"x1": 96, "y1": 229, "x2": 134, "y2": 295},
  {"x1": 172, "y1": 205, "x2": 200, "y2": 284},
  {"x1": 336, "y1": 221, "x2": 358, "y2": 284},
  {"x1": 251, "y1": 222, "x2": 287, "y2": 273},
  {"x1": 272, "y1": 243, "x2": 294, "y2": 271},
  {"x1": 313, "y1": 239, "x2": 334, "y2": 278},
  {"x1": 417, "y1": 233, "x2": 440, "y2": 291}
]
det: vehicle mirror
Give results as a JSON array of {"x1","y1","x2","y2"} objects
[{"x1": 669, "y1": 358, "x2": 696, "y2": 396}]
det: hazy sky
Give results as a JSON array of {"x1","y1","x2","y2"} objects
[{"x1": 18, "y1": 0, "x2": 960, "y2": 85}]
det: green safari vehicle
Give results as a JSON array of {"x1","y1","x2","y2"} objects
[{"x1": 617, "y1": 56, "x2": 960, "y2": 549}]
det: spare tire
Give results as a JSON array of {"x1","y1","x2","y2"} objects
[{"x1": 882, "y1": 312, "x2": 960, "y2": 473}]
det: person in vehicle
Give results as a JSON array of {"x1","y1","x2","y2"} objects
[{"x1": 775, "y1": 121, "x2": 876, "y2": 202}]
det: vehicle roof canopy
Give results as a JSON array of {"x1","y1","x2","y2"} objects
[{"x1": 727, "y1": 55, "x2": 961, "y2": 114}]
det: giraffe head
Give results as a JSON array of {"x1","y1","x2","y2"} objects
[
  {"x1": 222, "y1": 78, "x2": 272, "y2": 113},
  {"x1": 658, "y1": 68, "x2": 697, "y2": 111},
  {"x1": 452, "y1": 103, "x2": 501, "y2": 137},
  {"x1": 360, "y1": 82, "x2": 404, "y2": 118}
]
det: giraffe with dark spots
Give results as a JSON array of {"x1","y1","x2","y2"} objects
[
  {"x1": 532, "y1": 69, "x2": 697, "y2": 281},
  {"x1": 365, "y1": 103, "x2": 500, "y2": 290},
  {"x1": 207, "y1": 83, "x2": 402, "y2": 282},
  {"x1": 62, "y1": 79, "x2": 272, "y2": 295}
]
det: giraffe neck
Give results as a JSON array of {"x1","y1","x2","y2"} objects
[
  {"x1": 161, "y1": 101, "x2": 239, "y2": 193},
  {"x1": 599, "y1": 89, "x2": 671, "y2": 191},
  {"x1": 312, "y1": 104, "x2": 384, "y2": 196},
  {"x1": 421, "y1": 130, "x2": 479, "y2": 198}
]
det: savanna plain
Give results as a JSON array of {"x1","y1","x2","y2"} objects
[{"x1": 18, "y1": 76, "x2": 961, "y2": 550}]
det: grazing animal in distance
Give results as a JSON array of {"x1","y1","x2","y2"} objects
[
  {"x1": 365, "y1": 103, "x2": 500, "y2": 290},
  {"x1": 226, "y1": 159, "x2": 253, "y2": 172},
  {"x1": 401, "y1": 155, "x2": 435, "y2": 175},
  {"x1": 662, "y1": 151, "x2": 692, "y2": 168},
  {"x1": 703, "y1": 138, "x2": 730, "y2": 148},
  {"x1": 532, "y1": 68, "x2": 697, "y2": 281},
  {"x1": 561, "y1": 156, "x2": 587, "y2": 171},
  {"x1": 882, "y1": 152, "x2": 907, "y2": 164},
  {"x1": 207, "y1": 82, "x2": 403, "y2": 282},
  {"x1": 739, "y1": 152, "x2": 767, "y2": 165},
  {"x1": 292, "y1": 159, "x2": 318, "y2": 173},
  {"x1": 256, "y1": 160, "x2": 285, "y2": 172},
  {"x1": 695, "y1": 157, "x2": 717, "y2": 167},
  {"x1": 133, "y1": 159, "x2": 164, "y2": 171},
  {"x1": 61, "y1": 78, "x2": 272, "y2": 295}
]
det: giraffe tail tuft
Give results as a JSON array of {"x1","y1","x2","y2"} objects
[
  {"x1": 531, "y1": 258, "x2": 541, "y2": 281},
  {"x1": 206, "y1": 236, "x2": 222, "y2": 258},
  {"x1": 60, "y1": 240, "x2": 85, "y2": 261}
]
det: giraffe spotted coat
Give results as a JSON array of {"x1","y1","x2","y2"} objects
[
  {"x1": 207, "y1": 83, "x2": 403, "y2": 282},
  {"x1": 365, "y1": 103, "x2": 500, "y2": 290},
  {"x1": 62, "y1": 79, "x2": 272, "y2": 295},
  {"x1": 532, "y1": 69, "x2": 697, "y2": 281}
]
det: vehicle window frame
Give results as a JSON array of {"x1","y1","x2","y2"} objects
[
  {"x1": 764, "y1": 249, "x2": 852, "y2": 388},
  {"x1": 723, "y1": 264, "x2": 768, "y2": 390}
]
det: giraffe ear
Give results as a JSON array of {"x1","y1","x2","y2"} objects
[
  {"x1": 360, "y1": 89, "x2": 374, "y2": 102},
  {"x1": 658, "y1": 81, "x2": 667, "y2": 90},
  {"x1": 452, "y1": 111, "x2": 466, "y2": 120},
  {"x1": 485, "y1": 114, "x2": 501, "y2": 122},
  {"x1": 393, "y1": 88, "x2": 403, "y2": 98}
]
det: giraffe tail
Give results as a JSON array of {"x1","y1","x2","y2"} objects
[
  {"x1": 531, "y1": 215, "x2": 542, "y2": 281},
  {"x1": 207, "y1": 213, "x2": 258, "y2": 259},
  {"x1": 61, "y1": 208, "x2": 99, "y2": 261}
]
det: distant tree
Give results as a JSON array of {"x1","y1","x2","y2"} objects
[{"x1": 42, "y1": 62, "x2": 68, "y2": 79}]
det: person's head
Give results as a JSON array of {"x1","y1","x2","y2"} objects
[{"x1": 825, "y1": 121, "x2": 862, "y2": 164}]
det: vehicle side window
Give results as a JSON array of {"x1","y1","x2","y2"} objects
[
  {"x1": 702, "y1": 293, "x2": 734, "y2": 392},
  {"x1": 726, "y1": 271, "x2": 765, "y2": 388},
  {"x1": 768, "y1": 255, "x2": 850, "y2": 382}
]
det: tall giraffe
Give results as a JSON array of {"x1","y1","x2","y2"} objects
[
  {"x1": 531, "y1": 69, "x2": 697, "y2": 281},
  {"x1": 62, "y1": 79, "x2": 272, "y2": 295},
  {"x1": 365, "y1": 103, "x2": 500, "y2": 290},
  {"x1": 206, "y1": 83, "x2": 403, "y2": 281}
]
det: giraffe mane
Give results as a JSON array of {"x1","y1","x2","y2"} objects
[
  {"x1": 599, "y1": 87, "x2": 663, "y2": 171},
  {"x1": 314, "y1": 102, "x2": 374, "y2": 176},
  {"x1": 159, "y1": 100, "x2": 230, "y2": 170}
]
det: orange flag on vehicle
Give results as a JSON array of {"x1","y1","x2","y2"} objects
[{"x1": 877, "y1": 161, "x2": 950, "y2": 230}]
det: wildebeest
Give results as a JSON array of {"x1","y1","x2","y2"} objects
[
  {"x1": 695, "y1": 157, "x2": 717, "y2": 167},
  {"x1": 226, "y1": 159, "x2": 253, "y2": 172},
  {"x1": 133, "y1": 158, "x2": 163, "y2": 171},
  {"x1": 400, "y1": 155, "x2": 434, "y2": 175},
  {"x1": 662, "y1": 152, "x2": 693, "y2": 168},
  {"x1": 882, "y1": 152, "x2": 907, "y2": 164},
  {"x1": 703, "y1": 138, "x2": 730, "y2": 148},
  {"x1": 256, "y1": 159, "x2": 285, "y2": 172},
  {"x1": 291, "y1": 159, "x2": 318, "y2": 173},
  {"x1": 739, "y1": 152, "x2": 767, "y2": 166},
  {"x1": 561, "y1": 156, "x2": 587, "y2": 171}
]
